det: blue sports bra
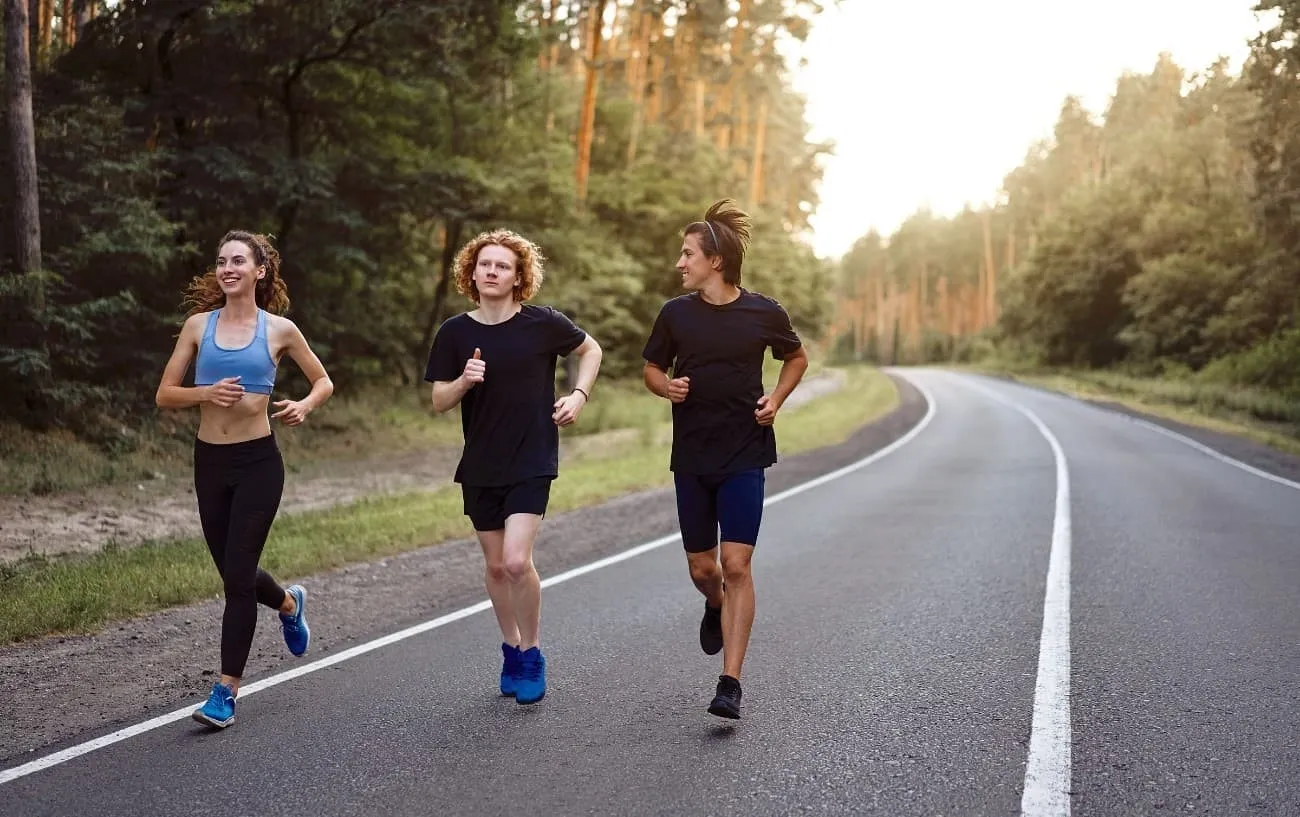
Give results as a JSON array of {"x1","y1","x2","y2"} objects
[{"x1": 194, "y1": 308, "x2": 277, "y2": 395}]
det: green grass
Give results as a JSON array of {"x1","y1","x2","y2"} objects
[
  {"x1": 0, "y1": 365, "x2": 896, "y2": 645},
  {"x1": 0, "y1": 385, "x2": 464, "y2": 497},
  {"x1": 961, "y1": 361, "x2": 1300, "y2": 456},
  {"x1": 0, "y1": 375, "x2": 689, "y2": 497}
]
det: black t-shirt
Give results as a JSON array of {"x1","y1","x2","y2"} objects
[
  {"x1": 642, "y1": 289, "x2": 802, "y2": 475},
  {"x1": 425, "y1": 305, "x2": 587, "y2": 486}
]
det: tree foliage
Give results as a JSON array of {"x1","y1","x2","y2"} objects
[{"x1": 1, "y1": 0, "x2": 833, "y2": 431}]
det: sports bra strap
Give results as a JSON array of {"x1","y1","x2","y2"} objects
[{"x1": 202, "y1": 309, "x2": 220, "y2": 343}]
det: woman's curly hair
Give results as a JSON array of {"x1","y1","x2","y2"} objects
[
  {"x1": 453, "y1": 229, "x2": 546, "y2": 303},
  {"x1": 182, "y1": 230, "x2": 291, "y2": 317}
]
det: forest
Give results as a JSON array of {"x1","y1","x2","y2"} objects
[
  {"x1": 833, "y1": 1, "x2": 1299, "y2": 407},
  {"x1": 3, "y1": 0, "x2": 1297, "y2": 444},
  {"x1": 1, "y1": 0, "x2": 831, "y2": 435}
]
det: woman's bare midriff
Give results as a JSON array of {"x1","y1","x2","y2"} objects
[{"x1": 197, "y1": 395, "x2": 273, "y2": 444}]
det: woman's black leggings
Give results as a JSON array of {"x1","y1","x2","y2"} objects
[{"x1": 194, "y1": 434, "x2": 288, "y2": 678}]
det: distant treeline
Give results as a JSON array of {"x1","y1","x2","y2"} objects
[{"x1": 833, "y1": 2, "x2": 1299, "y2": 399}]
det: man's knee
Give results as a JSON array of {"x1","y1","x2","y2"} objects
[
  {"x1": 485, "y1": 559, "x2": 510, "y2": 583},
  {"x1": 687, "y1": 552, "x2": 721, "y2": 586},
  {"x1": 720, "y1": 553, "x2": 752, "y2": 586},
  {"x1": 503, "y1": 554, "x2": 533, "y2": 582}
]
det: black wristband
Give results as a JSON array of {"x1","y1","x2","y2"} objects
[{"x1": 573, "y1": 387, "x2": 589, "y2": 400}]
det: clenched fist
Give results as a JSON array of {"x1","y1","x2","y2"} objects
[
  {"x1": 666, "y1": 376, "x2": 690, "y2": 404},
  {"x1": 205, "y1": 376, "x2": 245, "y2": 407}
]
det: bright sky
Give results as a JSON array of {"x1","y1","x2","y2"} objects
[{"x1": 794, "y1": 0, "x2": 1272, "y2": 259}]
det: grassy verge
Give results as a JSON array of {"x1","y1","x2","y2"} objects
[
  {"x1": 0, "y1": 365, "x2": 896, "y2": 645},
  {"x1": 961, "y1": 362, "x2": 1300, "y2": 456},
  {"x1": 0, "y1": 374, "x2": 705, "y2": 497}
]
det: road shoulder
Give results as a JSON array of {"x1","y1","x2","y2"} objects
[{"x1": 0, "y1": 374, "x2": 929, "y2": 766}]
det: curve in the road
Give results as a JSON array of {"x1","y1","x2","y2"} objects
[
  {"x1": 5, "y1": 366, "x2": 1298, "y2": 816},
  {"x1": 959, "y1": 377, "x2": 1072, "y2": 817}
]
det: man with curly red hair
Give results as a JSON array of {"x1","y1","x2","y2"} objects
[{"x1": 425, "y1": 228, "x2": 603, "y2": 705}]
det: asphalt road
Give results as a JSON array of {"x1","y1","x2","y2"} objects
[{"x1": 3, "y1": 369, "x2": 1298, "y2": 817}]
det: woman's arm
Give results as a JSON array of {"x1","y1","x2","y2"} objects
[
  {"x1": 156, "y1": 315, "x2": 243, "y2": 409},
  {"x1": 272, "y1": 319, "x2": 335, "y2": 426}
]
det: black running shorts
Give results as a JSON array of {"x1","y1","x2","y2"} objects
[{"x1": 461, "y1": 477, "x2": 554, "y2": 532}]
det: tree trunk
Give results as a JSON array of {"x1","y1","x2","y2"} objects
[
  {"x1": 423, "y1": 218, "x2": 465, "y2": 355},
  {"x1": 537, "y1": 0, "x2": 554, "y2": 70},
  {"x1": 624, "y1": 6, "x2": 651, "y2": 165},
  {"x1": 981, "y1": 210, "x2": 996, "y2": 328},
  {"x1": 1004, "y1": 221, "x2": 1016, "y2": 273},
  {"x1": 574, "y1": 0, "x2": 609, "y2": 203},
  {"x1": 918, "y1": 257, "x2": 928, "y2": 335},
  {"x1": 714, "y1": 0, "x2": 750, "y2": 152},
  {"x1": 29, "y1": 0, "x2": 53, "y2": 66},
  {"x1": 693, "y1": 77, "x2": 705, "y2": 139},
  {"x1": 747, "y1": 96, "x2": 768, "y2": 207},
  {"x1": 936, "y1": 275, "x2": 950, "y2": 340},
  {"x1": 643, "y1": 16, "x2": 664, "y2": 127},
  {"x1": 6, "y1": 0, "x2": 44, "y2": 312},
  {"x1": 60, "y1": 0, "x2": 73, "y2": 47}
]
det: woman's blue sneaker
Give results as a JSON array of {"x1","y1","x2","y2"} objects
[
  {"x1": 514, "y1": 646, "x2": 546, "y2": 705},
  {"x1": 279, "y1": 584, "x2": 310, "y2": 656},
  {"x1": 500, "y1": 643, "x2": 522, "y2": 697},
  {"x1": 192, "y1": 682, "x2": 236, "y2": 728}
]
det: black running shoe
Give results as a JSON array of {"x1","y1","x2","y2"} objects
[
  {"x1": 708, "y1": 674, "x2": 742, "y2": 719},
  {"x1": 699, "y1": 603, "x2": 723, "y2": 655}
]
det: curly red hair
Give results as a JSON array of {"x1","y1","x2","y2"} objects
[{"x1": 453, "y1": 229, "x2": 546, "y2": 303}]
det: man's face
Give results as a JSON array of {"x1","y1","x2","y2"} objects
[
  {"x1": 474, "y1": 244, "x2": 519, "y2": 301},
  {"x1": 675, "y1": 232, "x2": 719, "y2": 292}
]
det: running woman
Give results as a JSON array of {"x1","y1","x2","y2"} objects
[
  {"x1": 425, "y1": 228, "x2": 603, "y2": 705},
  {"x1": 156, "y1": 230, "x2": 334, "y2": 728},
  {"x1": 641, "y1": 198, "x2": 808, "y2": 719}
]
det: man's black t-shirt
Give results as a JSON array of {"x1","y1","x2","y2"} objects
[
  {"x1": 425, "y1": 305, "x2": 587, "y2": 486},
  {"x1": 642, "y1": 289, "x2": 802, "y2": 475}
]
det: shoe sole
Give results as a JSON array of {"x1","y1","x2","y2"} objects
[
  {"x1": 284, "y1": 585, "x2": 310, "y2": 657},
  {"x1": 191, "y1": 709, "x2": 234, "y2": 728},
  {"x1": 512, "y1": 686, "x2": 543, "y2": 707},
  {"x1": 707, "y1": 701, "x2": 740, "y2": 719}
]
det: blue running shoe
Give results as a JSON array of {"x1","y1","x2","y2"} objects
[
  {"x1": 500, "y1": 643, "x2": 522, "y2": 697},
  {"x1": 192, "y1": 682, "x2": 236, "y2": 728},
  {"x1": 279, "y1": 584, "x2": 310, "y2": 657},
  {"x1": 515, "y1": 646, "x2": 546, "y2": 705}
]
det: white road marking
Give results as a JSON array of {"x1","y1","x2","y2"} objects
[
  {"x1": 965, "y1": 370, "x2": 1300, "y2": 492},
  {"x1": 959, "y1": 376, "x2": 1073, "y2": 817},
  {"x1": 1, "y1": 377, "x2": 939, "y2": 785},
  {"x1": 1118, "y1": 414, "x2": 1300, "y2": 492}
]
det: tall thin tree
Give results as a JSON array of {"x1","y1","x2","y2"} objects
[
  {"x1": 575, "y1": 0, "x2": 609, "y2": 202},
  {"x1": 6, "y1": 0, "x2": 44, "y2": 311}
]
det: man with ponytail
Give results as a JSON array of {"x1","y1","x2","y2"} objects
[
  {"x1": 156, "y1": 230, "x2": 334, "y2": 729},
  {"x1": 425, "y1": 229, "x2": 603, "y2": 706},
  {"x1": 641, "y1": 198, "x2": 808, "y2": 719}
]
